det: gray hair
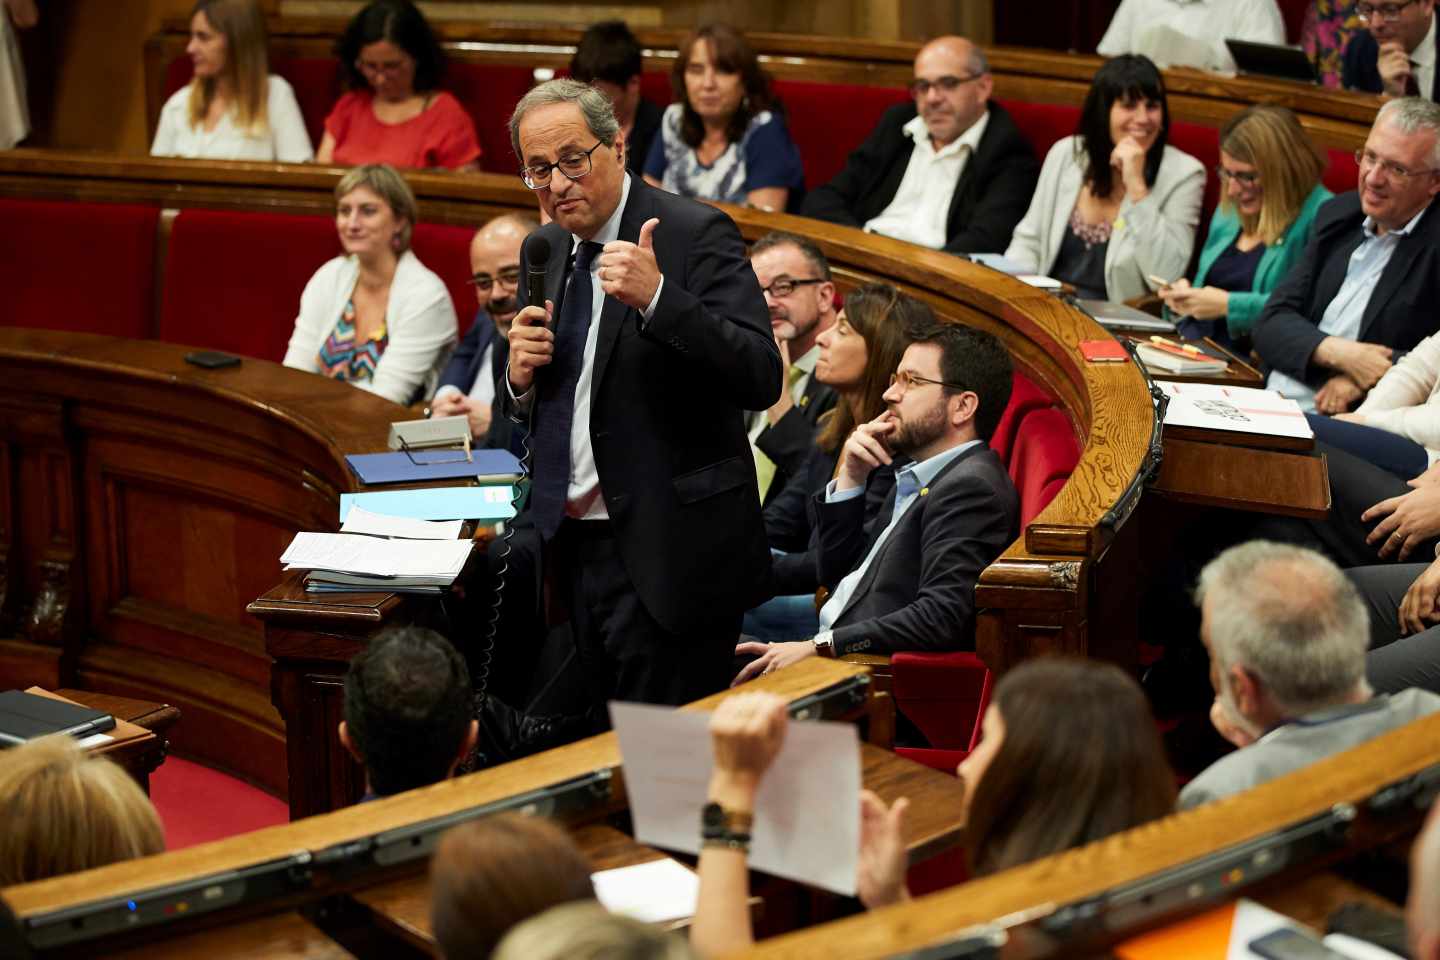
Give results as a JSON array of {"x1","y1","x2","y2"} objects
[
  {"x1": 968, "y1": 44, "x2": 990, "y2": 77},
  {"x1": 1376, "y1": 96, "x2": 1440, "y2": 169},
  {"x1": 508, "y1": 78, "x2": 620, "y2": 164},
  {"x1": 1195, "y1": 541, "x2": 1370, "y2": 716}
]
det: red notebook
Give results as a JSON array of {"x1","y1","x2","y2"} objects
[{"x1": 1079, "y1": 339, "x2": 1130, "y2": 363}]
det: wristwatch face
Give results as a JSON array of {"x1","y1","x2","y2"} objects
[{"x1": 701, "y1": 801, "x2": 725, "y2": 830}]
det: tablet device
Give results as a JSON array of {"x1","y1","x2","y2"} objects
[{"x1": 1226, "y1": 39, "x2": 1318, "y2": 84}]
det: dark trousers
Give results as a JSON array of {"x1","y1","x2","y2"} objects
[
  {"x1": 1251, "y1": 442, "x2": 1440, "y2": 568},
  {"x1": 553, "y1": 518, "x2": 738, "y2": 724},
  {"x1": 1347, "y1": 562, "x2": 1440, "y2": 696},
  {"x1": 1304, "y1": 414, "x2": 1429, "y2": 482}
]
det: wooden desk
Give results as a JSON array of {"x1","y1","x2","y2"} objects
[
  {"x1": 53, "y1": 687, "x2": 178, "y2": 794},
  {"x1": 1126, "y1": 335, "x2": 1265, "y2": 388},
  {"x1": 102, "y1": 912, "x2": 352, "y2": 960},
  {"x1": 1154, "y1": 438, "x2": 1332, "y2": 520}
]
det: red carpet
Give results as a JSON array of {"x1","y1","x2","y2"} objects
[{"x1": 148, "y1": 756, "x2": 289, "y2": 849}]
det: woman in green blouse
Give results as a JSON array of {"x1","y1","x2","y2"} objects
[{"x1": 1159, "y1": 105, "x2": 1332, "y2": 348}]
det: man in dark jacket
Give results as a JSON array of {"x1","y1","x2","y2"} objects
[
  {"x1": 801, "y1": 36, "x2": 1039, "y2": 255},
  {"x1": 1343, "y1": 0, "x2": 1437, "y2": 100}
]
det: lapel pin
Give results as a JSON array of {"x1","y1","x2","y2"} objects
[{"x1": 920, "y1": 487, "x2": 930, "y2": 497}]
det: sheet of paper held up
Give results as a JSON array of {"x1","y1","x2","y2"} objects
[
  {"x1": 609, "y1": 701, "x2": 860, "y2": 896},
  {"x1": 592, "y1": 858, "x2": 700, "y2": 923},
  {"x1": 280, "y1": 531, "x2": 472, "y2": 577},
  {"x1": 339, "y1": 505, "x2": 464, "y2": 541}
]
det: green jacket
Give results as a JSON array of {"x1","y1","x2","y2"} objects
[{"x1": 1194, "y1": 183, "x2": 1332, "y2": 339}]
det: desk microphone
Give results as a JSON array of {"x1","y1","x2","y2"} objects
[{"x1": 524, "y1": 234, "x2": 550, "y2": 319}]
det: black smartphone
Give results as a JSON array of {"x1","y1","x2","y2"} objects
[
  {"x1": 1249, "y1": 928, "x2": 1351, "y2": 960},
  {"x1": 184, "y1": 350, "x2": 241, "y2": 369}
]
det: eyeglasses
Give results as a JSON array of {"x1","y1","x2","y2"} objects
[
  {"x1": 1356, "y1": 0, "x2": 1417, "y2": 21},
  {"x1": 1215, "y1": 166, "x2": 1261, "y2": 187},
  {"x1": 471, "y1": 267, "x2": 521, "y2": 292},
  {"x1": 1356, "y1": 148, "x2": 1439, "y2": 181},
  {"x1": 759, "y1": 277, "x2": 824, "y2": 298},
  {"x1": 355, "y1": 57, "x2": 411, "y2": 76},
  {"x1": 889, "y1": 370, "x2": 965, "y2": 392},
  {"x1": 519, "y1": 142, "x2": 604, "y2": 190},
  {"x1": 909, "y1": 74, "x2": 985, "y2": 97}
]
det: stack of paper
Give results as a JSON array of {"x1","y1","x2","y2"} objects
[
  {"x1": 1160, "y1": 382, "x2": 1313, "y2": 441},
  {"x1": 281, "y1": 531, "x2": 473, "y2": 594},
  {"x1": 1135, "y1": 341, "x2": 1228, "y2": 375}
]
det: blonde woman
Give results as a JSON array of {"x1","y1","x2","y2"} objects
[
  {"x1": 1159, "y1": 105, "x2": 1331, "y2": 346},
  {"x1": 283, "y1": 164, "x2": 457, "y2": 405},
  {"x1": 0, "y1": 736, "x2": 165, "y2": 886},
  {"x1": 151, "y1": 0, "x2": 313, "y2": 162}
]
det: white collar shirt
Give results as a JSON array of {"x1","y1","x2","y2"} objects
[{"x1": 863, "y1": 110, "x2": 990, "y2": 250}]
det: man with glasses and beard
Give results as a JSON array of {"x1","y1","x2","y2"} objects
[
  {"x1": 734, "y1": 323, "x2": 1019, "y2": 682},
  {"x1": 430, "y1": 213, "x2": 538, "y2": 447},
  {"x1": 801, "y1": 36, "x2": 1037, "y2": 255},
  {"x1": 1344, "y1": 0, "x2": 1439, "y2": 99}
]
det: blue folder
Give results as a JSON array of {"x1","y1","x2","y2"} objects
[
  {"x1": 339, "y1": 486, "x2": 518, "y2": 523},
  {"x1": 345, "y1": 448, "x2": 522, "y2": 485}
]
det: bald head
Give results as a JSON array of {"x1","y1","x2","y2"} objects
[
  {"x1": 911, "y1": 36, "x2": 992, "y2": 147},
  {"x1": 470, "y1": 214, "x2": 537, "y2": 331}
]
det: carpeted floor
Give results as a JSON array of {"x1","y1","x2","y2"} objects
[{"x1": 148, "y1": 756, "x2": 289, "y2": 850}]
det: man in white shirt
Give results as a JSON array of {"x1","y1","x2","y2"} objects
[
  {"x1": 747, "y1": 231, "x2": 838, "y2": 503},
  {"x1": 1344, "y1": 0, "x2": 1439, "y2": 100},
  {"x1": 431, "y1": 214, "x2": 536, "y2": 441},
  {"x1": 1097, "y1": 0, "x2": 1286, "y2": 73},
  {"x1": 802, "y1": 36, "x2": 1038, "y2": 255}
]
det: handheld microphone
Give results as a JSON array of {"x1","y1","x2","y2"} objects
[{"x1": 524, "y1": 234, "x2": 551, "y2": 321}]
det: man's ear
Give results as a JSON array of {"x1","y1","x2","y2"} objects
[
  {"x1": 338, "y1": 721, "x2": 364, "y2": 764},
  {"x1": 614, "y1": 129, "x2": 626, "y2": 167},
  {"x1": 1230, "y1": 666, "x2": 1262, "y2": 718},
  {"x1": 950, "y1": 390, "x2": 979, "y2": 429}
]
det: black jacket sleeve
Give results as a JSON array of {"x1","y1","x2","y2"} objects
[{"x1": 942, "y1": 124, "x2": 1040, "y2": 255}]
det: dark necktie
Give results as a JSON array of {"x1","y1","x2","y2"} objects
[
  {"x1": 1407, "y1": 73, "x2": 1421, "y2": 97},
  {"x1": 530, "y1": 240, "x2": 602, "y2": 541}
]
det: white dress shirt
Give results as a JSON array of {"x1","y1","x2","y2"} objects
[
  {"x1": 510, "y1": 174, "x2": 664, "y2": 520},
  {"x1": 863, "y1": 112, "x2": 989, "y2": 249},
  {"x1": 1097, "y1": 0, "x2": 1286, "y2": 73},
  {"x1": 1412, "y1": 13, "x2": 1437, "y2": 102}
]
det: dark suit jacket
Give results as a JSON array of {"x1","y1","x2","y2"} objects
[
  {"x1": 436, "y1": 310, "x2": 525, "y2": 455},
  {"x1": 756, "y1": 374, "x2": 838, "y2": 507},
  {"x1": 801, "y1": 101, "x2": 1040, "y2": 255},
  {"x1": 1342, "y1": 26, "x2": 1440, "y2": 98},
  {"x1": 763, "y1": 443, "x2": 894, "y2": 596},
  {"x1": 813, "y1": 443, "x2": 1018, "y2": 656},
  {"x1": 1252, "y1": 192, "x2": 1440, "y2": 389},
  {"x1": 626, "y1": 98, "x2": 664, "y2": 177},
  {"x1": 511, "y1": 175, "x2": 781, "y2": 634}
]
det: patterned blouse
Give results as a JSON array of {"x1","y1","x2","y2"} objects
[
  {"x1": 317, "y1": 299, "x2": 388, "y2": 384},
  {"x1": 1303, "y1": 0, "x2": 1363, "y2": 88},
  {"x1": 643, "y1": 102, "x2": 804, "y2": 207}
]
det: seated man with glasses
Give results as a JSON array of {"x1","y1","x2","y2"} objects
[
  {"x1": 734, "y1": 323, "x2": 1019, "y2": 683},
  {"x1": 1344, "y1": 0, "x2": 1438, "y2": 99},
  {"x1": 1095, "y1": 0, "x2": 1284, "y2": 73},
  {"x1": 1253, "y1": 97, "x2": 1440, "y2": 416},
  {"x1": 430, "y1": 213, "x2": 538, "y2": 446},
  {"x1": 801, "y1": 36, "x2": 1039, "y2": 255}
]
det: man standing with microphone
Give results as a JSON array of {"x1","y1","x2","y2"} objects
[{"x1": 503, "y1": 79, "x2": 780, "y2": 724}]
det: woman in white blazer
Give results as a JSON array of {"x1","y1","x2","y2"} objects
[
  {"x1": 1005, "y1": 55, "x2": 1204, "y2": 303},
  {"x1": 283, "y1": 163, "x2": 457, "y2": 406}
]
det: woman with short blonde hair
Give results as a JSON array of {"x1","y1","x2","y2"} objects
[
  {"x1": 0, "y1": 736, "x2": 165, "y2": 887},
  {"x1": 151, "y1": 0, "x2": 313, "y2": 162},
  {"x1": 1159, "y1": 104, "x2": 1331, "y2": 345}
]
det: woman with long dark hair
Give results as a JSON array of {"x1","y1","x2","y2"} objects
[
  {"x1": 643, "y1": 23, "x2": 804, "y2": 211},
  {"x1": 1004, "y1": 54, "x2": 1204, "y2": 302}
]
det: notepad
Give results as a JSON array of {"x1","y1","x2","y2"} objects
[
  {"x1": 281, "y1": 532, "x2": 473, "y2": 583},
  {"x1": 339, "y1": 506, "x2": 464, "y2": 540}
]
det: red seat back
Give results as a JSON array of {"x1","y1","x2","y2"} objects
[
  {"x1": 1008, "y1": 405, "x2": 1082, "y2": 527},
  {"x1": 159, "y1": 208, "x2": 337, "y2": 361},
  {"x1": 0, "y1": 198, "x2": 159, "y2": 339},
  {"x1": 770, "y1": 80, "x2": 912, "y2": 189},
  {"x1": 411, "y1": 222, "x2": 480, "y2": 337},
  {"x1": 1322, "y1": 146, "x2": 1359, "y2": 195},
  {"x1": 996, "y1": 99, "x2": 1079, "y2": 160},
  {"x1": 988, "y1": 370, "x2": 1054, "y2": 464}
]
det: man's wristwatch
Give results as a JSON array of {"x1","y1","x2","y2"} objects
[
  {"x1": 700, "y1": 802, "x2": 753, "y2": 851},
  {"x1": 812, "y1": 630, "x2": 836, "y2": 658}
]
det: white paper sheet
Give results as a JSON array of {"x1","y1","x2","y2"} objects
[
  {"x1": 76, "y1": 733, "x2": 113, "y2": 748},
  {"x1": 609, "y1": 701, "x2": 861, "y2": 896},
  {"x1": 592, "y1": 858, "x2": 700, "y2": 923},
  {"x1": 279, "y1": 531, "x2": 472, "y2": 577},
  {"x1": 1228, "y1": 898, "x2": 1309, "y2": 959},
  {"x1": 339, "y1": 505, "x2": 464, "y2": 541},
  {"x1": 1160, "y1": 382, "x2": 1313, "y2": 441}
]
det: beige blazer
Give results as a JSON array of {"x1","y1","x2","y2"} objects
[{"x1": 1004, "y1": 135, "x2": 1205, "y2": 302}]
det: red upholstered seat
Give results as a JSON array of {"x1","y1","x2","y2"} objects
[
  {"x1": 987, "y1": 370, "x2": 1054, "y2": 465},
  {"x1": 159, "y1": 208, "x2": 337, "y2": 361},
  {"x1": 996, "y1": 99, "x2": 1078, "y2": 159},
  {"x1": 1008, "y1": 405, "x2": 1082, "y2": 528},
  {"x1": 0, "y1": 198, "x2": 159, "y2": 339},
  {"x1": 411, "y1": 222, "x2": 480, "y2": 337},
  {"x1": 770, "y1": 80, "x2": 912, "y2": 189},
  {"x1": 1323, "y1": 146, "x2": 1359, "y2": 195}
]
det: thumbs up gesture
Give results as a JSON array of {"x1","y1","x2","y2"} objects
[{"x1": 599, "y1": 217, "x2": 662, "y2": 311}]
